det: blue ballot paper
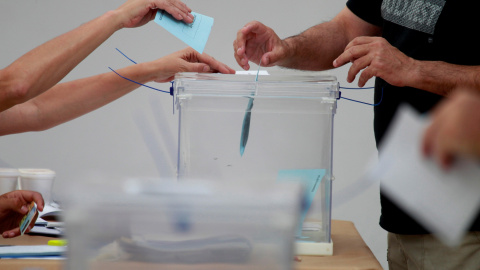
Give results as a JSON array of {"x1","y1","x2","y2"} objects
[
  {"x1": 239, "y1": 97, "x2": 254, "y2": 156},
  {"x1": 154, "y1": 10, "x2": 213, "y2": 54},
  {"x1": 278, "y1": 169, "x2": 326, "y2": 238}
]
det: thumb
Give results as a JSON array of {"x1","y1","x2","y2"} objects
[{"x1": 262, "y1": 50, "x2": 282, "y2": 67}]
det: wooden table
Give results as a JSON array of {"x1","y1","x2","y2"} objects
[
  {"x1": 0, "y1": 220, "x2": 382, "y2": 270},
  {"x1": 296, "y1": 220, "x2": 383, "y2": 270}
]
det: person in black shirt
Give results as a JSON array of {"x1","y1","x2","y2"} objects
[{"x1": 233, "y1": 1, "x2": 480, "y2": 269}]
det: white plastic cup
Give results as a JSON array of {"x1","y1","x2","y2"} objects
[
  {"x1": 0, "y1": 168, "x2": 19, "y2": 195},
  {"x1": 19, "y1": 168, "x2": 56, "y2": 204}
]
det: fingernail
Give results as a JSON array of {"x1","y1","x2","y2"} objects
[
  {"x1": 20, "y1": 205, "x2": 28, "y2": 213},
  {"x1": 203, "y1": 66, "x2": 210, "y2": 72}
]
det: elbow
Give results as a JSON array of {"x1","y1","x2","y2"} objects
[
  {"x1": 0, "y1": 68, "x2": 32, "y2": 108},
  {"x1": 7, "y1": 82, "x2": 30, "y2": 105}
]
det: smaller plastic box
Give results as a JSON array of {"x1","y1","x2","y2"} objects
[{"x1": 65, "y1": 179, "x2": 302, "y2": 270}]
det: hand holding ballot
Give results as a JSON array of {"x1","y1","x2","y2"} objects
[
  {"x1": 0, "y1": 190, "x2": 44, "y2": 238},
  {"x1": 150, "y1": 48, "x2": 235, "y2": 83},
  {"x1": 0, "y1": 0, "x2": 234, "y2": 136},
  {"x1": 115, "y1": 0, "x2": 194, "y2": 29},
  {"x1": 422, "y1": 90, "x2": 480, "y2": 169}
]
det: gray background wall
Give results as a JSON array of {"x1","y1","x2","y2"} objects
[{"x1": 0, "y1": 0, "x2": 386, "y2": 268}]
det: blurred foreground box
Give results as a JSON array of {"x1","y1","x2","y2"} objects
[{"x1": 65, "y1": 179, "x2": 302, "y2": 270}]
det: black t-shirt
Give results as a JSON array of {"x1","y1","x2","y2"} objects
[{"x1": 346, "y1": 0, "x2": 480, "y2": 234}]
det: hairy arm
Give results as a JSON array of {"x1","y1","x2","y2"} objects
[
  {"x1": 407, "y1": 61, "x2": 480, "y2": 96},
  {"x1": 279, "y1": 7, "x2": 382, "y2": 70}
]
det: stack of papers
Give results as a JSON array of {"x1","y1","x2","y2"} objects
[
  {"x1": 31, "y1": 203, "x2": 64, "y2": 236},
  {"x1": 0, "y1": 245, "x2": 66, "y2": 258}
]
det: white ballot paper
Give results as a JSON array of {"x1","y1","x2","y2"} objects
[{"x1": 366, "y1": 105, "x2": 480, "y2": 247}]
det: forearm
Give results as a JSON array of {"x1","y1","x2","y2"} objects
[
  {"x1": 0, "y1": 10, "x2": 124, "y2": 110},
  {"x1": 278, "y1": 7, "x2": 382, "y2": 71},
  {"x1": 279, "y1": 21, "x2": 350, "y2": 71},
  {"x1": 0, "y1": 63, "x2": 155, "y2": 135},
  {"x1": 408, "y1": 60, "x2": 480, "y2": 96}
]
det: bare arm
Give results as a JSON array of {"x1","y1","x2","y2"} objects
[
  {"x1": 0, "y1": 48, "x2": 234, "y2": 136},
  {"x1": 280, "y1": 7, "x2": 382, "y2": 70},
  {"x1": 333, "y1": 35, "x2": 480, "y2": 95},
  {"x1": 407, "y1": 61, "x2": 480, "y2": 96},
  {"x1": 0, "y1": 0, "x2": 193, "y2": 112},
  {"x1": 233, "y1": 7, "x2": 381, "y2": 71}
]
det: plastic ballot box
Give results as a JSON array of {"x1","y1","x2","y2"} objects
[
  {"x1": 65, "y1": 179, "x2": 303, "y2": 270},
  {"x1": 174, "y1": 72, "x2": 339, "y2": 255}
]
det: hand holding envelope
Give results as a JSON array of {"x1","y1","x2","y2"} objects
[{"x1": 364, "y1": 105, "x2": 480, "y2": 247}]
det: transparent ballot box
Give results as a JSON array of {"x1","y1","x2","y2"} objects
[
  {"x1": 65, "y1": 179, "x2": 302, "y2": 270},
  {"x1": 175, "y1": 72, "x2": 339, "y2": 255}
]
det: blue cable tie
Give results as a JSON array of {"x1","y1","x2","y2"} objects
[
  {"x1": 109, "y1": 48, "x2": 171, "y2": 94},
  {"x1": 338, "y1": 85, "x2": 383, "y2": 107},
  {"x1": 108, "y1": 67, "x2": 170, "y2": 94}
]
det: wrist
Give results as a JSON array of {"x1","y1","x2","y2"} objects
[
  {"x1": 277, "y1": 38, "x2": 296, "y2": 68},
  {"x1": 132, "y1": 62, "x2": 157, "y2": 83},
  {"x1": 103, "y1": 9, "x2": 125, "y2": 32},
  {"x1": 406, "y1": 58, "x2": 422, "y2": 88}
]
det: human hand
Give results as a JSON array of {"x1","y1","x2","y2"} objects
[
  {"x1": 233, "y1": 21, "x2": 287, "y2": 70},
  {"x1": 333, "y1": 37, "x2": 415, "y2": 87},
  {"x1": 422, "y1": 90, "x2": 480, "y2": 169},
  {"x1": 0, "y1": 190, "x2": 44, "y2": 238},
  {"x1": 150, "y1": 47, "x2": 235, "y2": 83},
  {"x1": 115, "y1": 0, "x2": 194, "y2": 29}
]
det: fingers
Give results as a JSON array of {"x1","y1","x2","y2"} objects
[
  {"x1": 234, "y1": 24, "x2": 252, "y2": 70},
  {"x1": 422, "y1": 123, "x2": 452, "y2": 170},
  {"x1": 2, "y1": 228, "x2": 20, "y2": 238},
  {"x1": 233, "y1": 39, "x2": 249, "y2": 70},
  {"x1": 155, "y1": 0, "x2": 194, "y2": 23},
  {"x1": 18, "y1": 190, "x2": 45, "y2": 212},
  {"x1": 233, "y1": 21, "x2": 267, "y2": 70},
  {"x1": 421, "y1": 122, "x2": 435, "y2": 158},
  {"x1": 333, "y1": 39, "x2": 372, "y2": 85},
  {"x1": 437, "y1": 149, "x2": 454, "y2": 170},
  {"x1": 333, "y1": 41, "x2": 371, "y2": 68},
  {"x1": 197, "y1": 53, "x2": 235, "y2": 74},
  {"x1": 1, "y1": 195, "x2": 28, "y2": 215},
  {"x1": 421, "y1": 100, "x2": 457, "y2": 170},
  {"x1": 1, "y1": 212, "x2": 39, "y2": 238},
  {"x1": 152, "y1": 48, "x2": 234, "y2": 83}
]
